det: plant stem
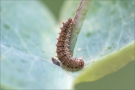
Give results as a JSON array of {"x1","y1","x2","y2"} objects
[{"x1": 69, "y1": 0, "x2": 92, "y2": 55}]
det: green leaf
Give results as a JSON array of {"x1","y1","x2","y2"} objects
[
  {"x1": 74, "y1": 41, "x2": 134, "y2": 89},
  {"x1": 1, "y1": 1, "x2": 56, "y2": 59},
  {"x1": 0, "y1": 1, "x2": 73, "y2": 89},
  {"x1": 60, "y1": 0, "x2": 135, "y2": 89},
  {"x1": 1, "y1": 0, "x2": 134, "y2": 89},
  {"x1": 1, "y1": 45, "x2": 73, "y2": 89},
  {"x1": 74, "y1": 60, "x2": 135, "y2": 90}
]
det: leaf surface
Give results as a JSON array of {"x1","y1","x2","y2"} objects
[
  {"x1": 1, "y1": 0, "x2": 134, "y2": 89},
  {"x1": 60, "y1": 0, "x2": 135, "y2": 89},
  {"x1": 1, "y1": 1, "x2": 73, "y2": 89}
]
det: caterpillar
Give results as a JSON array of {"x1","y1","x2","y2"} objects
[{"x1": 52, "y1": 18, "x2": 84, "y2": 70}]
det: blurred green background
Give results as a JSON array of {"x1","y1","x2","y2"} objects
[
  {"x1": 1, "y1": 0, "x2": 134, "y2": 89},
  {"x1": 41, "y1": 0, "x2": 64, "y2": 20}
]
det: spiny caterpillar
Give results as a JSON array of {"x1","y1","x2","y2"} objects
[{"x1": 52, "y1": 18, "x2": 84, "y2": 70}]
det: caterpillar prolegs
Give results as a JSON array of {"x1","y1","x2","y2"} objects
[{"x1": 52, "y1": 18, "x2": 84, "y2": 70}]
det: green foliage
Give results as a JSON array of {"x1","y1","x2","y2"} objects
[
  {"x1": 74, "y1": 60, "x2": 135, "y2": 90},
  {"x1": 1, "y1": 0, "x2": 134, "y2": 89},
  {"x1": 1, "y1": 1, "x2": 72, "y2": 89},
  {"x1": 74, "y1": 42, "x2": 135, "y2": 89},
  {"x1": 41, "y1": 0, "x2": 64, "y2": 20},
  {"x1": 60, "y1": 0, "x2": 134, "y2": 89}
]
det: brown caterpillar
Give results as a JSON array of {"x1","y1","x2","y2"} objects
[{"x1": 52, "y1": 18, "x2": 84, "y2": 70}]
